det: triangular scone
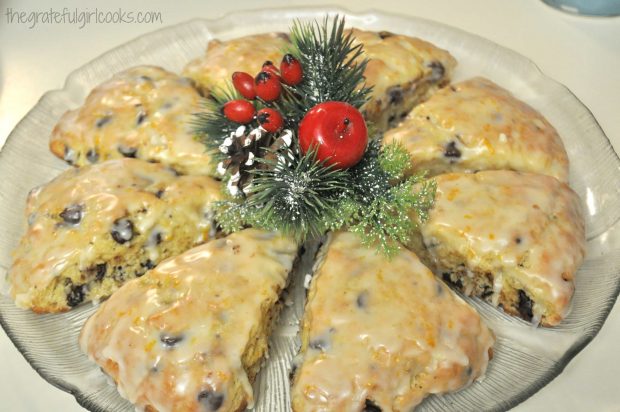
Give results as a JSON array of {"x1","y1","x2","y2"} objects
[
  {"x1": 384, "y1": 77, "x2": 569, "y2": 181},
  {"x1": 50, "y1": 66, "x2": 213, "y2": 175},
  {"x1": 291, "y1": 232, "x2": 494, "y2": 412},
  {"x1": 9, "y1": 159, "x2": 222, "y2": 312},
  {"x1": 411, "y1": 171, "x2": 585, "y2": 326},
  {"x1": 80, "y1": 229, "x2": 299, "y2": 412},
  {"x1": 350, "y1": 29, "x2": 456, "y2": 132},
  {"x1": 182, "y1": 33, "x2": 290, "y2": 94},
  {"x1": 182, "y1": 30, "x2": 455, "y2": 132}
]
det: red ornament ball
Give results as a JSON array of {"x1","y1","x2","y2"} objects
[
  {"x1": 298, "y1": 101, "x2": 368, "y2": 169},
  {"x1": 222, "y1": 99, "x2": 255, "y2": 124},
  {"x1": 280, "y1": 54, "x2": 303, "y2": 86},
  {"x1": 257, "y1": 108, "x2": 284, "y2": 133},
  {"x1": 232, "y1": 72, "x2": 256, "y2": 100},
  {"x1": 254, "y1": 71, "x2": 282, "y2": 102}
]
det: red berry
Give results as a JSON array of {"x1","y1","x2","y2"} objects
[
  {"x1": 254, "y1": 71, "x2": 282, "y2": 102},
  {"x1": 257, "y1": 108, "x2": 284, "y2": 133},
  {"x1": 262, "y1": 60, "x2": 279, "y2": 77},
  {"x1": 280, "y1": 54, "x2": 303, "y2": 86},
  {"x1": 223, "y1": 99, "x2": 255, "y2": 124},
  {"x1": 298, "y1": 101, "x2": 368, "y2": 169},
  {"x1": 232, "y1": 72, "x2": 256, "y2": 100}
]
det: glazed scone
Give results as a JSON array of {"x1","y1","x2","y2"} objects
[
  {"x1": 9, "y1": 159, "x2": 222, "y2": 313},
  {"x1": 182, "y1": 32, "x2": 290, "y2": 94},
  {"x1": 183, "y1": 30, "x2": 456, "y2": 132},
  {"x1": 50, "y1": 66, "x2": 213, "y2": 175},
  {"x1": 384, "y1": 77, "x2": 569, "y2": 181},
  {"x1": 412, "y1": 171, "x2": 585, "y2": 326},
  {"x1": 80, "y1": 229, "x2": 299, "y2": 412},
  {"x1": 291, "y1": 232, "x2": 494, "y2": 412},
  {"x1": 350, "y1": 29, "x2": 457, "y2": 132}
]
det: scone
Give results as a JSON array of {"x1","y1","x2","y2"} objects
[
  {"x1": 384, "y1": 77, "x2": 569, "y2": 181},
  {"x1": 80, "y1": 229, "x2": 299, "y2": 412},
  {"x1": 9, "y1": 159, "x2": 222, "y2": 313},
  {"x1": 412, "y1": 171, "x2": 585, "y2": 326},
  {"x1": 50, "y1": 66, "x2": 212, "y2": 175},
  {"x1": 182, "y1": 32, "x2": 290, "y2": 94},
  {"x1": 183, "y1": 30, "x2": 456, "y2": 132},
  {"x1": 350, "y1": 29, "x2": 457, "y2": 131},
  {"x1": 291, "y1": 232, "x2": 494, "y2": 412}
]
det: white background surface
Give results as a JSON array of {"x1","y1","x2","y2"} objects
[{"x1": 0, "y1": 0, "x2": 619, "y2": 411}]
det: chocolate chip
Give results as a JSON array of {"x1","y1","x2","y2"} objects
[
  {"x1": 388, "y1": 115, "x2": 396, "y2": 124},
  {"x1": 118, "y1": 145, "x2": 137, "y2": 158},
  {"x1": 60, "y1": 204, "x2": 83, "y2": 225},
  {"x1": 378, "y1": 31, "x2": 394, "y2": 39},
  {"x1": 480, "y1": 287, "x2": 493, "y2": 299},
  {"x1": 450, "y1": 85, "x2": 457, "y2": 92},
  {"x1": 63, "y1": 146, "x2": 76, "y2": 165},
  {"x1": 67, "y1": 284, "x2": 86, "y2": 307},
  {"x1": 197, "y1": 390, "x2": 224, "y2": 411},
  {"x1": 139, "y1": 75, "x2": 153, "y2": 82},
  {"x1": 517, "y1": 290, "x2": 534, "y2": 321},
  {"x1": 95, "y1": 116, "x2": 112, "y2": 128},
  {"x1": 387, "y1": 86, "x2": 404, "y2": 105},
  {"x1": 363, "y1": 399, "x2": 382, "y2": 412},
  {"x1": 136, "y1": 110, "x2": 148, "y2": 125},
  {"x1": 86, "y1": 149, "x2": 99, "y2": 163},
  {"x1": 111, "y1": 218, "x2": 134, "y2": 244},
  {"x1": 160, "y1": 333, "x2": 184, "y2": 348},
  {"x1": 515, "y1": 237, "x2": 522, "y2": 244},
  {"x1": 94, "y1": 263, "x2": 107, "y2": 282},
  {"x1": 309, "y1": 338, "x2": 329, "y2": 352},
  {"x1": 155, "y1": 189, "x2": 165, "y2": 198},
  {"x1": 427, "y1": 61, "x2": 445, "y2": 82},
  {"x1": 141, "y1": 259, "x2": 156, "y2": 270},
  {"x1": 356, "y1": 291, "x2": 369, "y2": 309},
  {"x1": 442, "y1": 272, "x2": 463, "y2": 289},
  {"x1": 444, "y1": 141, "x2": 462, "y2": 159}
]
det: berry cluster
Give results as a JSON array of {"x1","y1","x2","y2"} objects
[{"x1": 223, "y1": 53, "x2": 303, "y2": 132}]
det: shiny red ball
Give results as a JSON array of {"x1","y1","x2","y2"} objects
[
  {"x1": 223, "y1": 99, "x2": 255, "y2": 124},
  {"x1": 257, "y1": 108, "x2": 284, "y2": 133},
  {"x1": 232, "y1": 72, "x2": 256, "y2": 100},
  {"x1": 254, "y1": 71, "x2": 282, "y2": 102},
  {"x1": 298, "y1": 101, "x2": 368, "y2": 169},
  {"x1": 280, "y1": 54, "x2": 303, "y2": 86}
]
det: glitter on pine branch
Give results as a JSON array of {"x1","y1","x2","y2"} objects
[
  {"x1": 213, "y1": 143, "x2": 350, "y2": 241},
  {"x1": 278, "y1": 15, "x2": 373, "y2": 125},
  {"x1": 339, "y1": 141, "x2": 437, "y2": 256}
]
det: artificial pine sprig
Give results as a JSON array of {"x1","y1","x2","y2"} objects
[{"x1": 277, "y1": 16, "x2": 373, "y2": 125}]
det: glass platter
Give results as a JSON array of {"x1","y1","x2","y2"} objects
[{"x1": 1, "y1": 6, "x2": 619, "y2": 412}]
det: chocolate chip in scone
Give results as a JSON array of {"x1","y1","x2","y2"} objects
[
  {"x1": 154, "y1": 189, "x2": 165, "y2": 198},
  {"x1": 66, "y1": 284, "x2": 86, "y2": 307},
  {"x1": 117, "y1": 145, "x2": 138, "y2": 158},
  {"x1": 141, "y1": 259, "x2": 156, "y2": 270},
  {"x1": 444, "y1": 141, "x2": 462, "y2": 159},
  {"x1": 148, "y1": 230, "x2": 163, "y2": 246},
  {"x1": 388, "y1": 114, "x2": 396, "y2": 124},
  {"x1": 442, "y1": 272, "x2": 463, "y2": 289},
  {"x1": 517, "y1": 290, "x2": 534, "y2": 321},
  {"x1": 387, "y1": 86, "x2": 404, "y2": 106},
  {"x1": 160, "y1": 333, "x2": 184, "y2": 348},
  {"x1": 59, "y1": 204, "x2": 83, "y2": 225},
  {"x1": 93, "y1": 263, "x2": 107, "y2": 282},
  {"x1": 63, "y1": 146, "x2": 76, "y2": 165},
  {"x1": 111, "y1": 218, "x2": 134, "y2": 244},
  {"x1": 378, "y1": 31, "x2": 394, "y2": 39},
  {"x1": 86, "y1": 149, "x2": 99, "y2": 163},
  {"x1": 363, "y1": 399, "x2": 382, "y2": 412},
  {"x1": 95, "y1": 116, "x2": 112, "y2": 128},
  {"x1": 356, "y1": 290, "x2": 369, "y2": 309},
  {"x1": 515, "y1": 236, "x2": 522, "y2": 244},
  {"x1": 427, "y1": 61, "x2": 445, "y2": 83},
  {"x1": 197, "y1": 390, "x2": 224, "y2": 411},
  {"x1": 138, "y1": 75, "x2": 153, "y2": 83},
  {"x1": 136, "y1": 110, "x2": 148, "y2": 126}
]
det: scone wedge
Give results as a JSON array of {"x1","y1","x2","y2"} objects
[
  {"x1": 80, "y1": 229, "x2": 299, "y2": 412},
  {"x1": 292, "y1": 232, "x2": 494, "y2": 412},
  {"x1": 50, "y1": 66, "x2": 213, "y2": 175},
  {"x1": 384, "y1": 77, "x2": 569, "y2": 181},
  {"x1": 9, "y1": 159, "x2": 221, "y2": 312},
  {"x1": 411, "y1": 171, "x2": 585, "y2": 326}
]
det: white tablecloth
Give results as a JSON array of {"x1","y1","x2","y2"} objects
[{"x1": 0, "y1": 0, "x2": 618, "y2": 410}]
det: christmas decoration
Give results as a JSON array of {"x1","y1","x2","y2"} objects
[
  {"x1": 298, "y1": 101, "x2": 367, "y2": 169},
  {"x1": 280, "y1": 54, "x2": 303, "y2": 86},
  {"x1": 193, "y1": 15, "x2": 436, "y2": 255},
  {"x1": 232, "y1": 72, "x2": 256, "y2": 100}
]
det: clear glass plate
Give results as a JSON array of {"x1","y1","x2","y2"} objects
[{"x1": 1, "y1": 7, "x2": 619, "y2": 412}]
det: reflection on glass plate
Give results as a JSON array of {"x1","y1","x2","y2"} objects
[{"x1": 0, "y1": 7, "x2": 619, "y2": 412}]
